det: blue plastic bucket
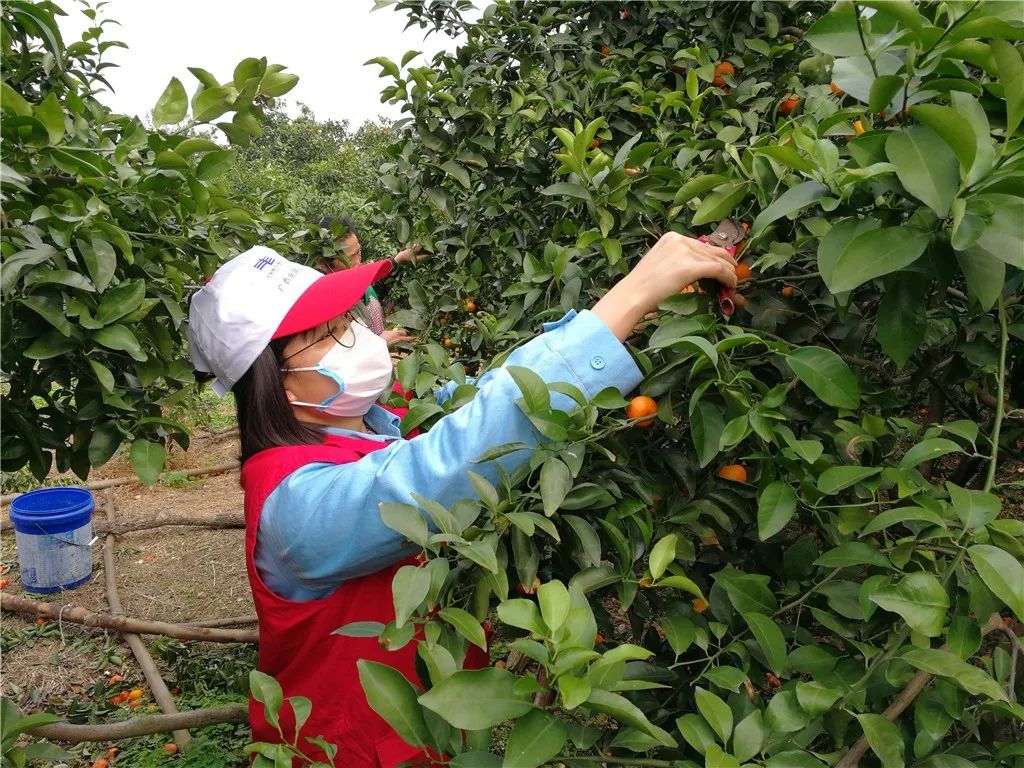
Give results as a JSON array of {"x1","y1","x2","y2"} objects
[{"x1": 9, "y1": 488, "x2": 95, "y2": 593}]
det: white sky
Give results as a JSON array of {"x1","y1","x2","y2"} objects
[{"x1": 57, "y1": 0, "x2": 464, "y2": 128}]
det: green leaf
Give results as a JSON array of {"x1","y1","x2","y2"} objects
[
  {"x1": 828, "y1": 227, "x2": 930, "y2": 294},
  {"x1": 418, "y1": 668, "x2": 533, "y2": 730},
  {"x1": 946, "y1": 483, "x2": 1001, "y2": 530},
  {"x1": 585, "y1": 689, "x2": 677, "y2": 747},
  {"x1": 502, "y1": 709, "x2": 567, "y2": 768},
  {"x1": 129, "y1": 439, "x2": 164, "y2": 486},
  {"x1": 815, "y1": 541, "x2": 891, "y2": 569},
  {"x1": 969, "y1": 545, "x2": 1024, "y2": 619},
  {"x1": 441, "y1": 159, "x2": 471, "y2": 190},
  {"x1": 742, "y1": 613, "x2": 787, "y2": 676},
  {"x1": 732, "y1": 710, "x2": 765, "y2": 763},
  {"x1": 909, "y1": 104, "x2": 977, "y2": 171},
  {"x1": 856, "y1": 714, "x2": 904, "y2": 768},
  {"x1": 507, "y1": 366, "x2": 549, "y2": 413},
  {"x1": 751, "y1": 181, "x2": 829, "y2": 236},
  {"x1": 540, "y1": 182, "x2": 591, "y2": 201},
  {"x1": 357, "y1": 660, "x2": 432, "y2": 747},
  {"x1": 795, "y1": 681, "x2": 840, "y2": 717},
  {"x1": 331, "y1": 621, "x2": 384, "y2": 638},
  {"x1": 691, "y1": 400, "x2": 725, "y2": 468},
  {"x1": 81, "y1": 236, "x2": 117, "y2": 292},
  {"x1": 805, "y1": 1, "x2": 865, "y2": 56},
  {"x1": 757, "y1": 481, "x2": 797, "y2": 540},
  {"x1": 817, "y1": 218, "x2": 879, "y2": 288},
  {"x1": 196, "y1": 149, "x2": 238, "y2": 181},
  {"x1": 34, "y1": 92, "x2": 65, "y2": 144},
  {"x1": 192, "y1": 85, "x2": 235, "y2": 123},
  {"x1": 439, "y1": 607, "x2": 487, "y2": 650},
  {"x1": 379, "y1": 502, "x2": 429, "y2": 547},
  {"x1": 902, "y1": 647, "x2": 1007, "y2": 701},
  {"x1": 536, "y1": 580, "x2": 570, "y2": 632},
  {"x1": 248, "y1": 674, "x2": 285, "y2": 735},
  {"x1": 677, "y1": 712, "x2": 716, "y2": 755},
  {"x1": 694, "y1": 687, "x2": 733, "y2": 743},
  {"x1": 956, "y1": 246, "x2": 1005, "y2": 310},
  {"x1": 92, "y1": 324, "x2": 146, "y2": 361},
  {"x1": 497, "y1": 599, "x2": 547, "y2": 636},
  {"x1": 765, "y1": 689, "x2": 810, "y2": 733},
  {"x1": 877, "y1": 273, "x2": 927, "y2": 368},
  {"x1": 153, "y1": 77, "x2": 188, "y2": 126},
  {"x1": 702, "y1": 666, "x2": 747, "y2": 692},
  {"x1": 539, "y1": 458, "x2": 572, "y2": 517},
  {"x1": 673, "y1": 174, "x2": 729, "y2": 205},
  {"x1": 89, "y1": 359, "x2": 116, "y2": 392},
  {"x1": 392, "y1": 564, "x2": 431, "y2": 627},
  {"x1": 868, "y1": 75, "x2": 904, "y2": 114},
  {"x1": 860, "y1": 506, "x2": 946, "y2": 535},
  {"x1": 900, "y1": 438, "x2": 962, "y2": 469},
  {"x1": 96, "y1": 280, "x2": 146, "y2": 325},
  {"x1": 870, "y1": 572, "x2": 949, "y2": 637},
  {"x1": 786, "y1": 347, "x2": 860, "y2": 409},
  {"x1": 691, "y1": 183, "x2": 747, "y2": 227},
  {"x1": 992, "y1": 40, "x2": 1024, "y2": 135},
  {"x1": 964, "y1": 194, "x2": 1024, "y2": 269},
  {"x1": 885, "y1": 127, "x2": 960, "y2": 217},
  {"x1": 648, "y1": 534, "x2": 677, "y2": 580}
]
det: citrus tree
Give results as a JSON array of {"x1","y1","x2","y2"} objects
[
  {"x1": 251, "y1": 2, "x2": 1024, "y2": 767},
  {"x1": 1, "y1": 0, "x2": 305, "y2": 483}
]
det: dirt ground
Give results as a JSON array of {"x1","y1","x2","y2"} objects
[{"x1": 1, "y1": 431, "x2": 251, "y2": 703}]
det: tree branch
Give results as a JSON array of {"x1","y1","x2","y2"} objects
[
  {"x1": 835, "y1": 613, "x2": 1004, "y2": 768},
  {"x1": 26, "y1": 704, "x2": 247, "y2": 743},
  {"x1": 0, "y1": 593, "x2": 257, "y2": 644}
]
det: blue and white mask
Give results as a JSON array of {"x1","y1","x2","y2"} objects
[{"x1": 282, "y1": 320, "x2": 393, "y2": 417}]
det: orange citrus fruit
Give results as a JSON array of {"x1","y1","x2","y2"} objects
[
  {"x1": 91, "y1": 759, "x2": 110, "y2": 768},
  {"x1": 735, "y1": 262, "x2": 752, "y2": 281},
  {"x1": 162, "y1": 743, "x2": 179, "y2": 755},
  {"x1": 830, "y1": 81, "x2": 845, "y2": 96},
  {"x1": 127, "y1": 689, "x2": 143, "y2": 700},
  {"x1": 780, "y1": 97, "x2": 800, "y2": 114},
  {"x1": 626, "y1": 395, "x2": 658, "y2": 427},
  {"x1": 781, "y1": 286, "x2": 795, "y2": 298},
  {"x1": 717, "y1": 464, "x2": 748, "y2": 483},
  {"x1": 464, "y1": 299, "x2": 476, "y2": 312},
  {"x1": 691, "y1": 598, "x2": 709, "y2": 613},
  {"x1": 712, "y1": 61, "x2": 735, "y2": 87},
  {"x1": 853, "y1": 119, "x2": 865, "y2": 135}
]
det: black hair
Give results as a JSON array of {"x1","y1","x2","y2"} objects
[
  {"x1": 232, "y1": 332, "x2": 324, "y2": 464},
  {"x1": 315, "y1": 214, "x2": 360, "y2": 239}
]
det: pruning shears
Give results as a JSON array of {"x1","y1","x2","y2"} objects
[{"x1": 697, "y1": 217, "x2": 747, "y2": 317}]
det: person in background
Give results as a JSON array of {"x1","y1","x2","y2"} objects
[
  {"x1": 314, "y1": 214, "x2": 424, "y2": 347},
  {"x1": 187, "y1": 232, "x2": 737, "y2": 767}
]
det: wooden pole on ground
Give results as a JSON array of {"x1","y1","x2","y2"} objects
[
  {"x1": 0, "y1": 593, "x2": 257, "y2": 643},
  {"x1": 185, "y1": 614, "x2": 257, "y2": 628},
  {"x1": 26, "y1": 704, "x2": 248, "y2": 742},
  {"x1": 2, "y1": 510, "x2": 244, "y2": 535},
  {"x1": 102, "y1": 489, "x2": 190, "y2": 749}
]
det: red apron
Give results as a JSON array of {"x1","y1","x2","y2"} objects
[{"x1": 241, "y1": 415, "x2": 487, "y2": 766}]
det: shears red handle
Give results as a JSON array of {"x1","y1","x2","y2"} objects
[{"x1": 697, "y1": 218, "x2": 747, "y2": 317}]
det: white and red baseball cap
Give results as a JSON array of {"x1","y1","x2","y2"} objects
[{"x1": 188, "y1": 246, "x2": 392, "y2": 395}]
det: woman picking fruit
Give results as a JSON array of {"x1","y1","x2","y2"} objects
[{"x1": 187, "y1": 232, "x2": 737, "y2": 766}]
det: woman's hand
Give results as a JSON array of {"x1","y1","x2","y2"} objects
[
  {"x1": 382, "y1": 328, "x2": 415, "y2": 347},
  {"x1": 394, "y1": 244, "x2": 426, "y2": 265},
  {"x1": 592, "y1": 232, "x2": 737, "y2": 341}
]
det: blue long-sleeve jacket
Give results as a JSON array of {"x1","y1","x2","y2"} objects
[{"x1": 256, "y1": 309, "x2": 643, "y2": 600}]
